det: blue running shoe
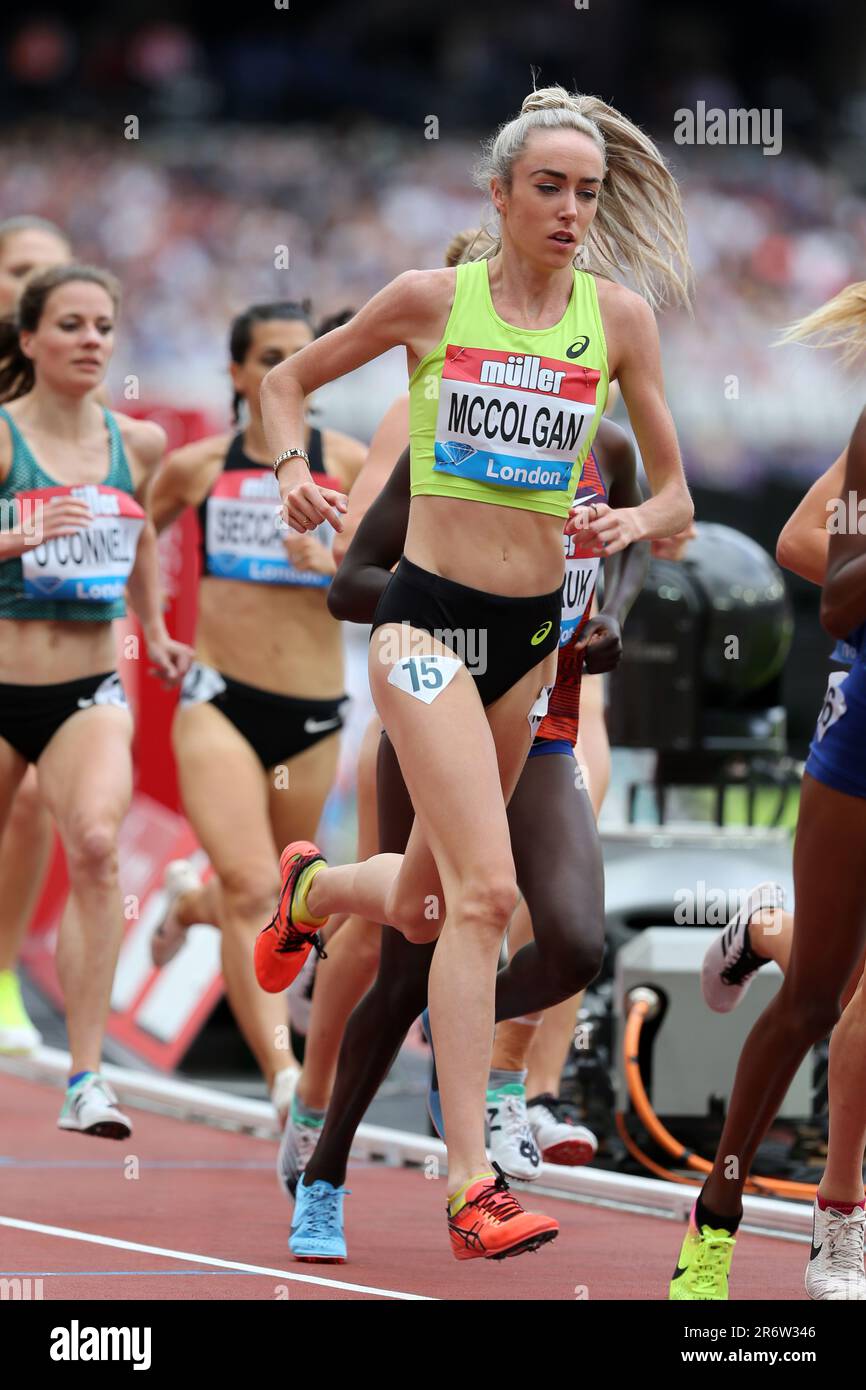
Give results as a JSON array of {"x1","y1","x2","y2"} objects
[
  {"x1": 290, "y1": 1178, "x2": 349, "y2": 1263},
  {"x1": 421, "y1": 1006, "x2": 445, "y2": 1140}
]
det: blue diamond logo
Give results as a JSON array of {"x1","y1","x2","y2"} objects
[{"x1": 439, "y1": 441, "x2": 476, "y2": 466}]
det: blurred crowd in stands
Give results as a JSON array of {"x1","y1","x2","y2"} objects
[
  {"x1": 4, "y1": 119, "x2": 863, "y2": 485},
  {"x1": 1, "y1": 5, "x2": 864, "y2": 486}
]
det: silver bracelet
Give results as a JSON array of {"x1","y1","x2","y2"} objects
[{"x1": 273, "y1": 447, "x2": 310, "y2": 479}]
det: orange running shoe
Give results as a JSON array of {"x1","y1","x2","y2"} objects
[
  {"x1": 447, "y1": 1165, "x2": 559, "y2": 1261},
  {"x1": 254, "y1": 841, "x2": 329, "y2": 993}
]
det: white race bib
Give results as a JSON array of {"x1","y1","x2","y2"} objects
[
  {"x1": 433, "y1": 345, "x2": 601, "y2": 493},
  {"x1": 19, "y1": 485, "x2": 145, "y2": 603},
  {"x1": 205, "y1": 470, "x2": 338, "y2": 588},
  {"x1": 815, "y1": 670, "x2": 848, "y2": 743},
  {"x1": 561, "y1": 554, "x2": 600, "y2": 647}
]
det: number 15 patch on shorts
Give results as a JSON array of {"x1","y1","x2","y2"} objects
[{"x1": 387, "y1": 655, "x2": 463, "y2": 704}]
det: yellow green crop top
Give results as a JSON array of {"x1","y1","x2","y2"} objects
[{"x1": 408, "y1": 258, "x2": 609, "y2": 519}]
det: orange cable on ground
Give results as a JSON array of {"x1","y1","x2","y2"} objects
[{"x1": 620, "y1": 997, "x2": 831, "y2": 1201}]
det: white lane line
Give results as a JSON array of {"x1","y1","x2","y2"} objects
[{"x1": 0, "y1": 1215, "x2": 435, "y2": 1301}]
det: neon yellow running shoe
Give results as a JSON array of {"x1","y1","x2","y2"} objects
[
  {"x1": 669, "y1": 1204, "x2": 736, "y2": 1300},
  {"x1": 0, "y1": 969, "x2": 42, "y2": 1054}
]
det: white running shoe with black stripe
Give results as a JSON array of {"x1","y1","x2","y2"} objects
[
  {"x1": 805, "y1": 1198, "x2": 866, "y2": 1300},
  {"x1": 57, "y1": 1075, "x2": 132, "y2": 1140},
  {"x1": 701, "y1": 881, "x2": 785, "y2": 1014},
  {"x1": 527, "y1": 1094, "x2": 598, "y2": 1166},
  {"x1": 486, "y1": 1083, "x2": 542, "y2": 1181}
]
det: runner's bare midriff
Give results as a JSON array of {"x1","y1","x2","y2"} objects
[
  {"x1": 196, "y1": 576, "x2": 344, "y2": 698},
  {"x1": 404, "y1": 493, "x2": 565, "y2": 596},
  {"x1": 0, "y1": 617, "x2": 117, "y2": 685}
]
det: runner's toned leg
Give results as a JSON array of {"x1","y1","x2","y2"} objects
[
  {"x1": 0, "y1": 768, "x2": 54, "y2": 970},
  {"x1": 701, "y1": 774, "x2": 866, "y2": 1221},
  {"x1": 173, "y1": 703, "x2": 291, "y2": 1088},
  {"x1": 37, "y1": 707, "x2": 134, "y2": 1075}
]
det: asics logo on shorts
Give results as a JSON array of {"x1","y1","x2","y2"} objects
[{"x1": 531, "y1": 620, "x2": 553, "y2": 646}]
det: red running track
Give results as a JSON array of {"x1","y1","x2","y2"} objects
[{"x1": 0, "y1": 1072, "x2": 808, "y2": 1301}]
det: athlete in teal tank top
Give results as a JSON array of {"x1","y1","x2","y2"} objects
[
  {"x1": 0, "y1": 405, "x2": 139, "y2": 622},
  {"x1": 0, "y1": 264, "x2": 191, "y2": 1146}
]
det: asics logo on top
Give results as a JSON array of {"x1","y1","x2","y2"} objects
[
  {"x1": 566, "y1": 337, "x2": 591, "y2": 359},
  {"x1": 531, "y1": 620, "x2": 553, "y2": 646},
  {"x1": 479, "y1": 355, "x2": 567, "y2": 395}
]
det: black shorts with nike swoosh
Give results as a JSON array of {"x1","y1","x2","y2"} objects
[
  {"x1": 0, "y1": 671, "x2": 129, "y2": 764},
  {"x1": 370, "y1": 555, "x2": 561, "y2": 706},
  {"x1": 179, "y1": 662, "x2": 347, "y2": 770}
]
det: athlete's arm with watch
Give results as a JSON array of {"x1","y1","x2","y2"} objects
[
  {"x1": 260, "y1": 270, "x2": 449, "y2": 534},
  {"x1": 574, "y1": 287, "x2": 693, "y2": 554}
]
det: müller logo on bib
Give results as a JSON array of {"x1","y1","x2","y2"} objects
[
  {"x1": 68, "y1": 483, "x2": 122, "y2": 515},
  {"x1": 433, "y1": 344, "x2": 601, "y2": 492},
  {"x1": 17, "y1": 485, "x2": 145, "y2": 602}
]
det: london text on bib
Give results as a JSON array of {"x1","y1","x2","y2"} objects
[
  {"x1": 204, "y1": 470, "x2": 341, "y2": 588},
  {"x1": 433, "y1": 346, "x2": 602, "y2": 491},
  {"x1": 18, "y1": 485, "x2": 145, "y2": 602}
]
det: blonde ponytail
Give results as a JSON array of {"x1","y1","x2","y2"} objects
[
  {"x1": 776, "y1": 282, "x2": 866, "y2": 364},
  {"x1": 443, "y1": 226, "x2": 496, "y2": 268},
  {"x1": 474, "y1": 84, "x2": 693, "y2": 311}
]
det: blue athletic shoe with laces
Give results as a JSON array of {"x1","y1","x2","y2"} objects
[
  {"x1": 290, "y1": 1177, "x2": 349, "y2": 1263},
  {"x1": 421, "y1": 1007, "x2": 445, "y2": 1140}
]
